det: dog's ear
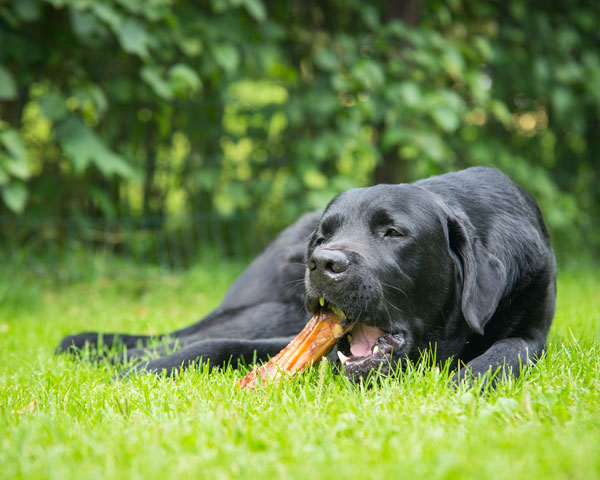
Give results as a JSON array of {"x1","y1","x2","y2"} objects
[{"x1": 445, "y1": 211, "x2": 506, "y2": 335}]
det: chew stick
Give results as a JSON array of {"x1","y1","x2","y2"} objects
[{"x1": 237, "y1": 310, "x2": 354, "y2": 389}]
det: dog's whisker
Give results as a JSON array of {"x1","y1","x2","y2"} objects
[
  {"x1": 380, "y1": 282, "x2": 409, "y2": 299},
  {"x1": 382, "y1": 303, "x2": 394, "y2": 335},
  {"x1": 382, "y1": 298, "x2": 405, "y2": 315},
  {"x1": 281, "y1": 278, "x2": 305, "y2": 287}
]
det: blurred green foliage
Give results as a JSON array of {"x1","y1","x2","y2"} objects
[{"x1": 0, "y1": 0, "x2": 598, "y2": 262}]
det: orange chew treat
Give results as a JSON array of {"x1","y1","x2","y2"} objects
[{"x1": 237, "y1": 310, "x2": 354, "y2": 389}]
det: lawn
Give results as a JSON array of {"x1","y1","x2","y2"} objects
[{"x1": 1, "y1": 253, "x2": 599, "y2": 479}]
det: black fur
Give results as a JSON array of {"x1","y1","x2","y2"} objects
[{"x1": 57, "y1": 167, "x2": 556, "y2": 384}]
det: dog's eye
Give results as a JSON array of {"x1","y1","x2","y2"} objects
[
  {"x1": 384, "y1": 228, "x2": 404, "y2": 238},
  {"x1": 314, "y1": 237, "x2": 325, "y2": 246}
]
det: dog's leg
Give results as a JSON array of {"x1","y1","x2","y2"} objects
[
  {"x1": 454, "y1": 336, "x2": 545, "y2": 385},
  {"x1": 454, "y1": 273, "x2": 556, "y2": 387},
  {"x1": 55, "y1": 309, "x2": 245, "y2": 357},
  {"x1": 56, "y1": 332, "x2": 157, "y2": 355},
  {"x1": 56, "y1": 213, "x2": 319, "y2": 361},
  {"x1": 109, "y1": 338, "x2": 181, "y2": 365},
  {"x1": 128, "y1": 337, "x2": 295, "y2": 376}
]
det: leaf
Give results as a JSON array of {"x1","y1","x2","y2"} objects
[
  {"x1": 399, "y1": 82, "x2": 421, "y2": 107},
  {"x1": 442, "y1": 47, "x2": 465, "y2": 79},
  {"x1": 4, "y1": 160, "x2": 29, "y2": 179},
  {"x1": 140, "y1": 66, "x2": 174, "y2": 100},
  {"x1": 243, "y1": 0, "x2": 266, "y2": 22},
  {"x1": 39, "y1": 92, "x2": 67, "y2": 121},
  {"x1": 489, "y1": 99, "x2": 511, "y2": 125},
  {"x1": 194, "y1": 170, "x2": 219, "y2": 191},
  {"x1": 70, "y1": 8, "x2": 105, "y2": 39},
  {"x1": 314, "y1": 48, "x2": 340, "y2": 72},
  {"x1": 95, "y1": 148, "x2": 135, "y2": 178},
  {"x1": 212, "y1": 43, "x2": 240, "y2": 73},
  {"x1": 1, "y1": 182, "x2": 28, "y2": 213},
  {"x1": 552, "y1": 87, "x2": 574, "y2": 118},
  {"x1": 307, "y1": 189, "x2": 336, "y2": 210},
  {"x1": 57, "y1": 118, "x2": 92, "y2": 172},
  {"x1": 414, "y1": 131, "x2": 449, "y2": 163},
  {"x1": 118, "y1": 18, "x2": 151, "y2": 58},
  {"x1": 351, "y1": 59, "x2": 385, "y2": 90},
  {"x1": 90, "y1": 186, "x2": 116, "y2": 218},
  {"x1": 303, "y1": 168, "x2": 328, "y2": 189},
  {"x1": 0, "y1": 65, "x2": 17, "y2": 101},
  {"x1": 0, "y1": 129, "x2": 29, "y2": 183},
  {"x1": 14, "y1": 0, "x2": 41, "y2": 21},
  {"x1": 178, "y1": 37, "x2": 203, "y2": 57},
  {"x1": 474, "y1": 36, "x2": 494, "y2": 61},
  {"x1": 361, "y1": 5, "x2": 380, "y2": 30},
  {"x1": 381, "y1": 126, "x2": 409, "y2": 151},
  {"x1": 0, "y1": 130, "x2": 26, "y2": 161},
  {"x1": 0, "y1": 166, "x2": 7, "y2": 186},
  {"x1": 1, "y1": 155, "x2": 30, "y2": 180},
  {"x1": 89, "y1": 85, "x2": 108, "y2": 116},
  {"x1": 109, "y1": 77, "x2": 135, "y2": 103},
  {"x1": 168, "y1": 64, "x2": 202, "y2": 96},
  {"x1": 331, "y1": 73, "x2": 351, "y2": 91},
  {"x1": 57, "y1": 117, "x2": 135, "y2": 178},
  {"x1": 92, "y1": 3, "x2": 122, "y2": 31},
  {"x1": 430, "y1": 106, "x2": 460, "y2": 133}
]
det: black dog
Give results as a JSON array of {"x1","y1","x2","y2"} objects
[{"x1": 57, "y1": 167, "x2": 556, "y2": 383}]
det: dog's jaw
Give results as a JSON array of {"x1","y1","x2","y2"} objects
[{"x1": 336, "y1": 321, "x2": 407, "y2": 377}]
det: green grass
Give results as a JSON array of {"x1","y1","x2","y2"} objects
[{"x1": 1, "y1": 254, "x2": 599, "y2": 479}]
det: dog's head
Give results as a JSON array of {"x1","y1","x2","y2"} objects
[{"x1": 304, "y1": 184, "x2": 505, "y2": 376}]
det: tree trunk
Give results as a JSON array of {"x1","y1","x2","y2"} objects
[{"x1": 374, "y1": 0, "x2": 421, "y2": 185}]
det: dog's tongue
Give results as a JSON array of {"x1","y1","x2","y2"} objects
[{"x1": 350, "y1": 323, "x2": 385, "y2": 357}]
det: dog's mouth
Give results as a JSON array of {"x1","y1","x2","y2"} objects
[
  {"x1": 337, "y1": 322, "x2": 387, "y2": 365},
  {"x1": 315, "y1": 297, "x2": 401, "y2": 368},
  {"x1": 238, "y1": 297, "x2": 405, "y2": 388}
]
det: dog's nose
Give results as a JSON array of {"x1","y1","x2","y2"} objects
[{"x1": 308, "y1": 249, "x2": 350, "y2": 277}]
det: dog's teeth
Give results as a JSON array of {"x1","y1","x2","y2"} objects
[
  {"x1": 337, "y1": 351, "x2": 350, "y2": 365},
  {"x1": 330, "y1": 305, "x2": 346, "y2": 320},
  {"x1": 373, "y1": 346, "x2": 382, "y2": 355},
  {"x1": 319, "y1": 297, "x2": 325, "y2": 307}
]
